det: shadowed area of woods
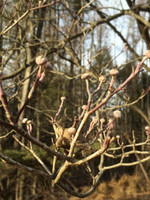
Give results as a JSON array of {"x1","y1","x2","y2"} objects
[{"x1": 68, "y1": 172, "x2": 150, "y2": 200}]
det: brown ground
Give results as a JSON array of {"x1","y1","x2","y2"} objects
[{"x1": 69, "y1": 172, "x2": 150, "y2": 200}]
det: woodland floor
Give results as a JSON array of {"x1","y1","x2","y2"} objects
[{"x1": 66, "y1": 172, "x2": 150, "y2": 200}]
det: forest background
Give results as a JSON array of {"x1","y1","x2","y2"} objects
[{"x1": 0, "y1": 0, "x2": 150, "y2": 200}]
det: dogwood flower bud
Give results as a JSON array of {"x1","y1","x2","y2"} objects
[
  {"x1": 109, "y1": 119, "x2": 113, "y2": 123},
  {"x1": 113, "y1": 110, "x2": 121, "y2": 118},
  {"x1": 145, "y1": 50, "x2": 150, "y2": 58},
  {"x1": 61, "y1": 96, "x2": 66, "y2": 101},
  {"x1": 145, "y1": 126, "x2": 150, "y2": 136},
  {"x1": 22, "y1": 118, "x2": 28, "y2": 124},
  {"x1": 81, "y1": 73, "x2": 90, "y2": 79},
  {"x1": 100, "y1": 118, "x2": 105, "y2": 123},
  {"x1": 99, "y1": 75, "x2": 106, "y2": 83},
  {"x1": 145, "y1": 126, "x2": 150, "y2": 131},
  {"x1": 82, "y1": 105, "x2": 87, "y2": 110},
  {"x1": 68, "y1": 127, "x2": 76, "y2": 135},
  {"x1": 35, "y1": 55, "x2": 48, "y2": 66},
  {"x1": 109, "y1": 69, "x2": 119, "y2": 76}
]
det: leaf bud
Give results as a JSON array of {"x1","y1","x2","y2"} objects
[{"x1": 92, "y1": 116, "x2": 98, "y2": 124}]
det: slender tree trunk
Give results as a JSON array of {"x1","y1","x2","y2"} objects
[
  {"x1": 31, "y1": 175, "x2": 37, "y2": 197},
  {"x1": 0, "y1": 1, "x2": 2, "y2": 151},
  {"x1": 14, "y1": 6, "x2": 46, "y2": 199},
  {"x1": 15, "y1": 169, "x2": 25, "y2": 200}
]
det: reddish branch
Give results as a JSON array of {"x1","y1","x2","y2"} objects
[{"x1": 89, "y1": 55, "x2": 149, "y2": 115}]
